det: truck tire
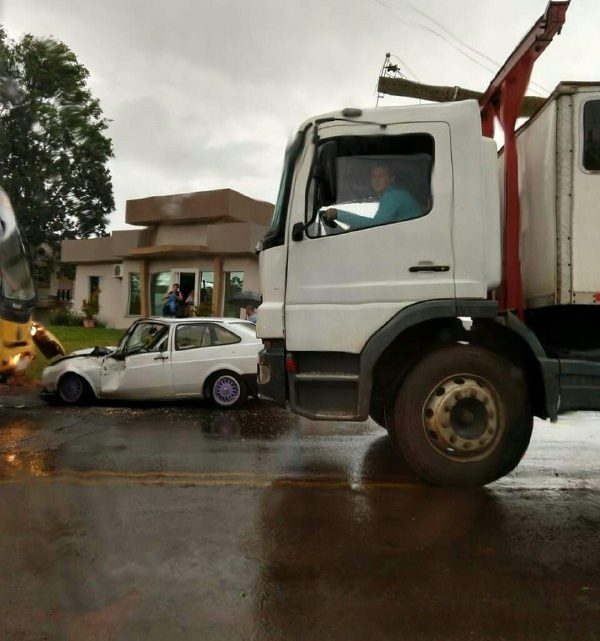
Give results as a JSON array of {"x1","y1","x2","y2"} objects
[
  {"x1": 369, "y1": 402, "x2": 387, "y2": 429},
  {"x1": 390, "y1": 344, "x2": 533, "y2": 487}
]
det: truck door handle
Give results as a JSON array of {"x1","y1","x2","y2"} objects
[
  {"x1": 154, "y1": 355, "x2": 168, "y2": 361},
  {"x1": 409, "y1": 265, "x2": 450, "y2": 273}
]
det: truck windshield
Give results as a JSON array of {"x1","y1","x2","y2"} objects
[
  {"x1": 0, "y1": 190, "x2": 36, "y2": 305},
  {"x1": 262, "y1": 127, "x2": 308, "y2": 250}
]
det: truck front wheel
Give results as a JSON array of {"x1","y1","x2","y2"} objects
[{"x1": 391, "y1": 344, "x2": 533, "y2": 487}]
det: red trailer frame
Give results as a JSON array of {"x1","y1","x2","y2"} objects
[{"x1": 479, "y1": 1, "x2": 570, "y2": 317}]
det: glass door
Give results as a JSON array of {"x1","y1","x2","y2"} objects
[
  {"x1": 171, "y1": 269, "x2": 199, "y2": 316},
  {"x1": 223, "y1": 271, "x2": 245, "y2": 317}
]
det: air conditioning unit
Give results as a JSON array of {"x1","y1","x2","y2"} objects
[{"x1": 113, "y1": 264, "x2": 123, "y2": 278}]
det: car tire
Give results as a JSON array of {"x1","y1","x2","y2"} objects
[
  {"x1": 57, "y1": 373, "x2": 94, "y2": 405},
  {"x1": 391, "y1": 344, "x2": 533, "y2": 488},
  {"x1": 209, "y1": 372, "x2": 248, "y2": 408}
]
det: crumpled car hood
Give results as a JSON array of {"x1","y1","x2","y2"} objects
[{"x1": 49, "y1": 345, "x2": 116, "y2": 367}]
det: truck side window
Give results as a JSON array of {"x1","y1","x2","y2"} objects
[
  {"x1": 583, "y1": 100, "x2": 600, "y2": 171},
  {"x1": 307, "y1": 134, "x2": 434, "y2": 238}
]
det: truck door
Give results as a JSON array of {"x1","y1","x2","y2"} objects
[{"x1": 284, "y1": 122, "x2": 454, "y2": 354}]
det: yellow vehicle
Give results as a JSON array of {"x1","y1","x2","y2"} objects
[{"x1": 0, "y1": 188, "x2": 63, "y2": 380}]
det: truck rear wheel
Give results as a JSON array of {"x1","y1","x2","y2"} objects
[{"x1": 391, "y1": 344, "x2": 533, "y2": 487}]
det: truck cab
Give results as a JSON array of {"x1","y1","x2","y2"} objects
[{"x1": 258, "y1": 100, "x2": 500, "y2": 417}]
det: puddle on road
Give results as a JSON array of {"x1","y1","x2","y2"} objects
[
  {"x1": 200, "y1": 410, "x2": 293, "y2": 439},
  {"x1": 0, "y1": 447, "x2": 57, "y2": 479},
  {"x1": 0, "y1": 419, "x2": 40, "y2": 448}
]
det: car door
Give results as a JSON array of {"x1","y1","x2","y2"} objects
[
  {"x1": 284, "y1": 122, "x2": 454, "y2": 354},
  {"x1": 170, "y1": 322, "x2": 243, "y2": 396},
  {"x1": 100, "y1": 321, "x2": 174, "y2": 399}
]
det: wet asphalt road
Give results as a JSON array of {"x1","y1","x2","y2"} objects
[{"x1": 0, "y1": 396, "x2": 599, "y2": 641}]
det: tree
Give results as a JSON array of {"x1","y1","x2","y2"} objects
[{"x1": 0, "y1": 26, "x2": 114, "y2": 279}]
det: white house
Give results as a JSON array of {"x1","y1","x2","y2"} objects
[{"x1": 61, "y1": 188, "x2": 272, "y2": 328}]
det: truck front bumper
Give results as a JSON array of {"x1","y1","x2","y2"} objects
[{"x1": 258, "y1": 339, "x2": 287, "y2": 407}]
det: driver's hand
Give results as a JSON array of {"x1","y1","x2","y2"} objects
[{"x1": 323, "y1": 208, "x2": 338, "y2": 221}]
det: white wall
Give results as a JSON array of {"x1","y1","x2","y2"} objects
[
  {"x1": 73, "y1": 261, "x2": 143, "y2": 329},
  {"x1": 73, "y1": 264, "x2": 122, "y2": 327}
]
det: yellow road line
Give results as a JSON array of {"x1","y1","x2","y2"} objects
[{"x1": 0, "y1": 468, "x2": 422, "y2": 490}]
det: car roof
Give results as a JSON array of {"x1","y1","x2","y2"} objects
[{"x1": 142, "y1": 316, "x2": 251, "y2": 325}]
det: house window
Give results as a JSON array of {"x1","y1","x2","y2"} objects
[
  {"x1": 200, "y1": 271, "x2": 214, "y2": 304},
  {"x1": 128, "y1": 272, "x2": 141, "y2": 315},
  {"x1": 196, "y1": 272, "x2": 215, "y2": 316},
  {"x1": 583, "y1": 100, "x2": 600, "y2": 171},
  {"x1": 223, "y1": 271, "x2": 244, "y2": 317},
  {"x1": 150, "y1": 272, "x2": 171, "y2": 315},
  {"x1": 89, "y1": 275, "x2": 100, "y2": 295}
]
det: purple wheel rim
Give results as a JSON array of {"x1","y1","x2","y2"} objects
[{"x1": 213, "y1": 375, "x2": 241, "y2": 406}]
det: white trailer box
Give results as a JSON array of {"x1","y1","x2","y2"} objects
[{"x1": 509, "y1": 82, "x2": 600, "y2": 308}]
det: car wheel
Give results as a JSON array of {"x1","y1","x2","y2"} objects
[
  {"x1": 58, "y1": 373, "x2": 94, "y2": 405},
  {"x1": 391, "y1": 344, "x2": 533, "y2": 487},
  {"x1": 210, "y1": 372, "x2": 247, "y2": 408}
]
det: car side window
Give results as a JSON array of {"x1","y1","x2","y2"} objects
[
  {"x1": 175, "y1": 324, "x2": 211, "y2": 350},
  {"x1": 124, "y1": 322, "x2": 169, "y2": 354},
  {"x1": 209, "y1": 325, "x2": 241, "y2": 346}
]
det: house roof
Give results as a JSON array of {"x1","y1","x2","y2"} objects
[
  {"x1": 127, "y1": 244, "x2": 209, "y2": 257},
  {"x1": 125, "y1": 188, "x2": 273, "y2": 227},
  {"x1": 61, "y1": 189, "x2": 273, "y2": 264}
]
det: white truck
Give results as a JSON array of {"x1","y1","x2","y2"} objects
[{"x1": 256, "y1": 1, "x2": 600, "y2": 486}]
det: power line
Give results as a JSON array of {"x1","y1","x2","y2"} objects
[
  {"x1": 396, "y1": 0, "x2": 549, "y2": 95},
  {"x1": 370, "y1": 0, "x2": 550, "y2": 96}
]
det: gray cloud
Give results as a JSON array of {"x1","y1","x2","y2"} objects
[{"x1": 3, "y1": 0, "x2": 598, "y2": 229}]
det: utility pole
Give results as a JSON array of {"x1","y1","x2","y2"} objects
[{"x1": 377, "y1": 76, "x2": 545, "y2": 118}]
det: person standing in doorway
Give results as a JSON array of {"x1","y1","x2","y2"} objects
[
  {"x1": 185, "y1": 290, "x2": 195, "y2": 317},
  {"x1": 162, "y1": 283, "x2": 183, "y2": 317}
]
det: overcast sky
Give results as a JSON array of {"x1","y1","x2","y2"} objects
[{"x1": 1, "y1": 0, "x2": 598, "y2": 229}]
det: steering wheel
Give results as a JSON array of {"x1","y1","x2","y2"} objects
[
  {"x1": 316, "y1": 210, "x2": 340, "y2": 236},
  {"x1": 125, "y1": 342, "x2": 149, "y2": 355}
]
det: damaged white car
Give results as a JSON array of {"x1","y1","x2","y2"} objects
[{"x1": 41, "y1": 318, "x2": 261, "y2": 407}]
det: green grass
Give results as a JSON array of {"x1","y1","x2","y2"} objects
[{"x1": 27, "y1": 325, "x2": 125, "y2": 382}]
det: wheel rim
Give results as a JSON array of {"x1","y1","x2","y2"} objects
[
  {"x1": 213, "y1": 375, "x2": 241, "y2": 406},
  {"x1": 60, "y1": 375, "x2": 83, "y2": 403},
  {"x1": 422, "y1": 374, "x2": 504, "y2": 462}
]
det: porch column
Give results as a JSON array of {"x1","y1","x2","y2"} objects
[
  {"x1": 140, "y1": 259, "x2": 149, "y2": 317},
  {"x1": 212, "y1": 256, "x2": 223, "y2": 316}
]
